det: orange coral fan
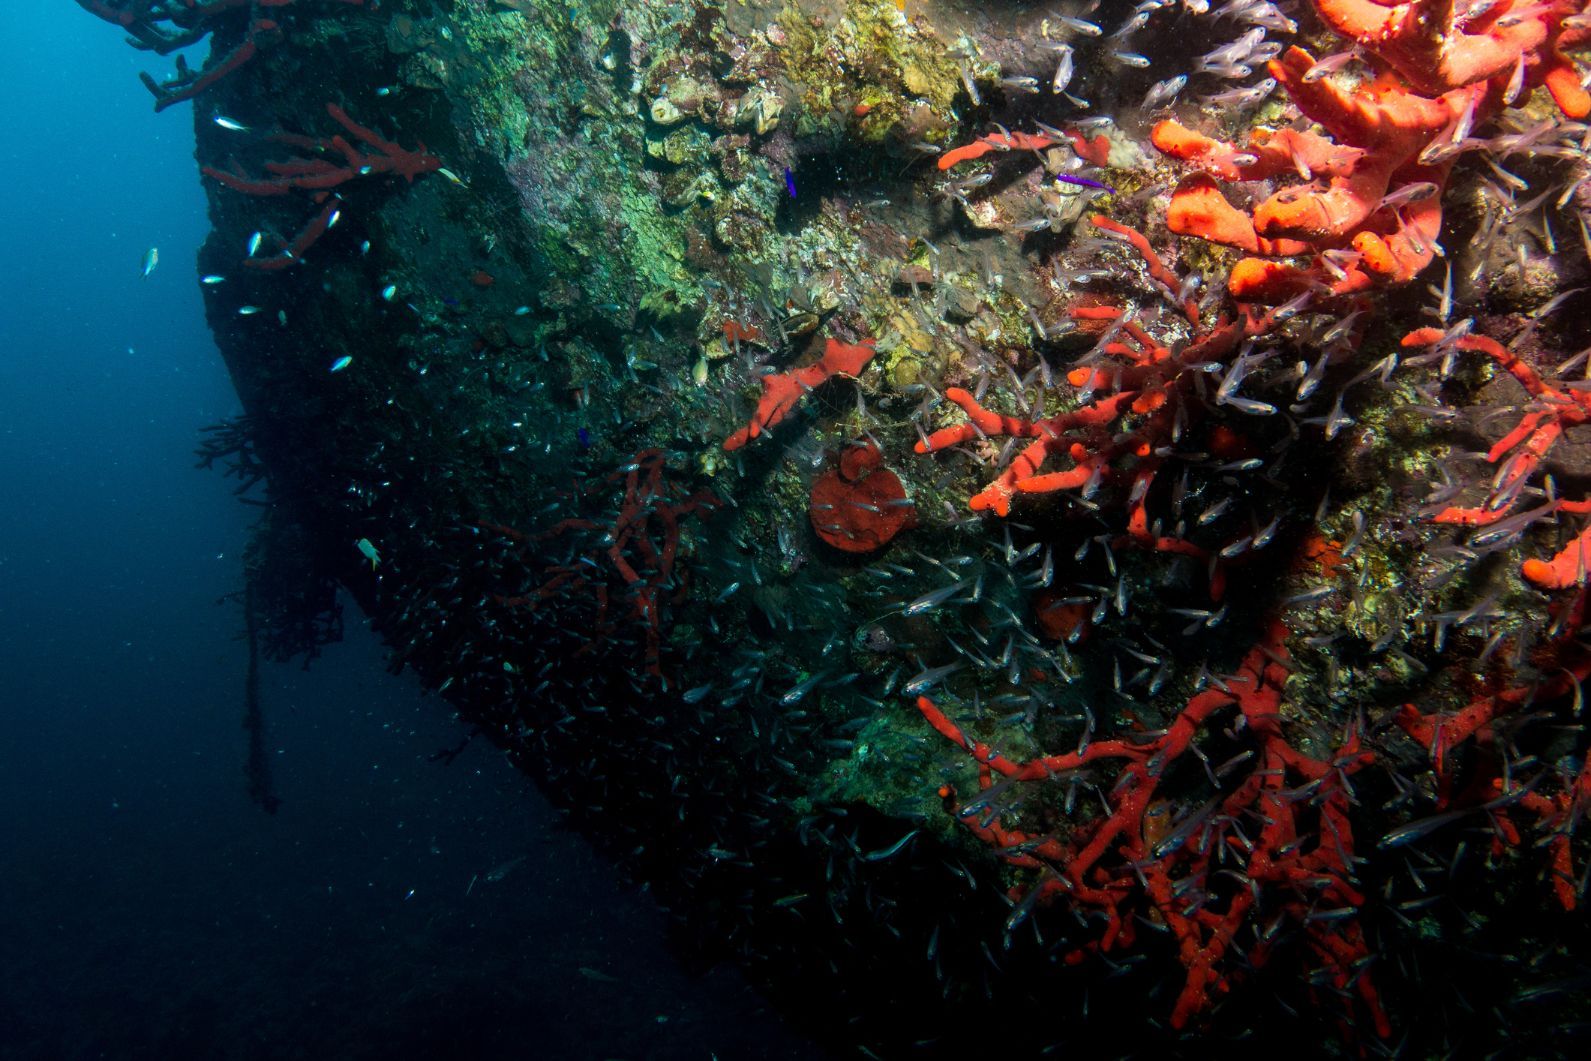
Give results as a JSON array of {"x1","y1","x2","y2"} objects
[
  {"x1": 808, "y1": 440, "x2": 917, "y2": 553},
  {"x1": 1153, "y1": 0, "x2": 1590, "y2": 301},
  {"x1": 1154, "y1": 49, "x2": 1469, "y2": 299},
  {"x1": 723, "y1": 337, "x2": 877, "y2": 450}
]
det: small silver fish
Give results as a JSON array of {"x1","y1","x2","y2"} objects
[
  {"x1": 483, "y1": 854, "x2": 526, "y2": 882},
  {"x1": 1303, "y1": 50, "x2": 1357, "y2": 83},
  {"x1": 213, "y1": 115, "x2": 249, "y2": 132},
  {"x1": 1142, "y1": 74, "x2": 1188, "y2": 110},
  {"x1": 247, "y1": 231, "x2": 263, "y2": 257},
  {"x1": 903, "y1": 661, "x2": 964, "y2": 696},
  {"x1": 1049, "y1": 43, "x2": 1074, "y2": 94},
  {"x1": 1203, "y1": 78, "x2": 1277, "y2": 107},
  {"x1": 1054, "y1": 15, "x2": 1102, "y2": 36},
  {"x1": 780, "y1": 670, "x2": 831, "y2": 706},
  {"x1": 903, "y1": 577, "x2": 974, "y2": 616}
]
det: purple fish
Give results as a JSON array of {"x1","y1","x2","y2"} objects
[
  {"x1": 784, "y1": 167, "x2": 797, "y2": 198},
  {"x1": 1055, "y1": 173, "x2": 1113, "y2": 193}
]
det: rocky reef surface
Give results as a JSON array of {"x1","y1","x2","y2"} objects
[{"x1": 86, "y1": 0, "x2": 1591, "y2": 1054}]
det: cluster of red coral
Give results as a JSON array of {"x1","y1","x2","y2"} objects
[
  {"x1": 202, "y1": 102, "x2": 441, "y2": 269},
  {"x1": 77, "y1": 0, "x2": 368, "y2": 111},
  {"x1": 1154, "y1": 0, "x2": 1590, "y2": 301},
  {"x1": 916, "y1": 214, "x2": 1277, "y2": 596},
  {"x1": 487, "y1": 449, "x2": 720, "y2": 683},
  {"x1": 907, "y1": 0, "x2": 1591, "y2": 1038},
  {"x1": 919, "y1": 615, "x2": 1388, "y2": 1034},
  {"x1": 1395, "y1": 589, "x2": 1591, "y2": 910}
]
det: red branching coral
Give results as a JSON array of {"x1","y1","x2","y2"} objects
[
  {"x1": 488, "y1": 449, "x2": 719, "y2": 683},
  {"x1": 723, "y1": 336, "x2": 877, "y2": 450},
  {"x1": 201, "y1": 103, "x2": 441, "y2": 269},
  {"x1": 916, "y1": 214, "x2": 1274, "y2": 595},
  {"x1": 807, "y1": 440, "x2": 917, "y2": 553},
  {"x1": 1152, "y1": 0, "x2": 1590, "y2": 301},
  {"x1": 917, "y1": 618, "x2": 1387, "y2": 1034},
  {"x1": 76, "y1": 0, "x2": 368, "y2": 111},
  {"x1": 204, "y1": 103, "x2": 441, "y2": 195},
  {"x1": 1395, "y1": 591, "x2": 1591, "y2": 909},
  {"x1": 1401, "y1": 327, "x2": 1591, "y2": 590}
]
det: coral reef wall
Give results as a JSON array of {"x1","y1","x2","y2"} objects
[{"x1": 87, "y1": 0, "x2": 1591, "y2": 1054}]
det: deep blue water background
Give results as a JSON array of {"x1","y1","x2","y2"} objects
[{"x1": 0, "y1": 7, "x2": 819, "y2": 1058}]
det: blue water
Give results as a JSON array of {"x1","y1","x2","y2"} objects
[{"x1": 0, "y1": 8, "x2": 818, "y2": 1058}]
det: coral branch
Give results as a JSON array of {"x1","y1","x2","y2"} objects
[
  {"x1": 917, "y1": 619, "x2": 1387, "y2": 1033},
  {"x1": 78, "y1": 1, "x2": 368, "y2": 111},
  {"x1": 1394, "y1": 595, "x2": 1591, "y2": 907},
  {"x1": 202, "y1": 103, "x2": 440, "y2": 268},
  {"x1": 204, "y1": 103, "x2": 441, "y2": 196},
  {"x1": 489, "y1": 450, "x2": 719, "y2": 683},
  {"x1": 723, "y1": 336, "x2": 877, "y2": 450},
  {"x1": 915, "y1": 216, "x2": 1257, "y2": 596},
  {"x1": 1401, "y1": 327, "x2": 1591, "y2": 589},
  {"x1": 140, "y1": 15, "x2": 275, "y2": 111},
  {"x1": 937, "y1": 130, "x2": 1059, "y2": 170}
]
